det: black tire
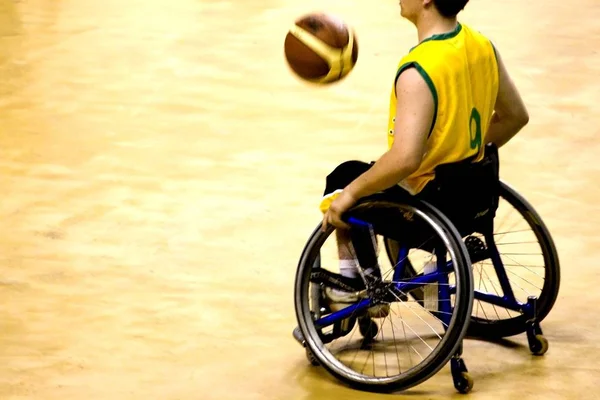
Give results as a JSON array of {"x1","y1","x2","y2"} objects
[{"x1": 294, "y1": 198, "x2": 474, "y2": 393}]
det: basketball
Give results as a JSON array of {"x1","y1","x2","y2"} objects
[{"x1": 284, "y1": 13, "x2": 359, "y2": 84}]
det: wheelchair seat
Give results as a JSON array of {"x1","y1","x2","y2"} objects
[
  {"x1": 417, "y1": 142, "x2": 501, "y2": 237},
  {"x1": 346, "y1": 143, "x2": 500, "y2": 249}
]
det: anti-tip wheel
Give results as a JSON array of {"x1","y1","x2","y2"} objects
[
  {"x1": 530, "y1": 334, "x2": 549, "y2": 356},
  {"x1": 454, "y1": 372, "x2": 474, "y2": 394}
]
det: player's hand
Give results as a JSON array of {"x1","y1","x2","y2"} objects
[{"x1": 322, "y1": 190, "x2": 357, "y2": 231}]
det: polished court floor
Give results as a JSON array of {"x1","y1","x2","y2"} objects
[{"x1": 1, "y1": 0, "x2": 599, "y2": 398}]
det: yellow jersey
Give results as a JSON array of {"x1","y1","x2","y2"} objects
[{"x1": 388, "y1": 22, "x2": 499, "y2": 195}]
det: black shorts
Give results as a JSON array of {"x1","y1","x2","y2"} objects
[
  {"x1": 321, "y1": 144, "x2": 500, "y2": 237},
  {"x1": 323, "y1": 160, "x2": 415, "y2": 199}
]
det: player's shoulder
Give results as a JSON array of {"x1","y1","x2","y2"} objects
[
  {"x1": 397, "y1": 40, "x2": 450, "y2": 74},
  {"x1": 457, "y1": 22, "x2": 498, "y2": 58}
]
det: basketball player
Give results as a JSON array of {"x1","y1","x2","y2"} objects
[{"x1": 319, "y1": 0, "x2": 530, "y2": 314}]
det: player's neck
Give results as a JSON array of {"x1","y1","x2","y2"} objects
[{"x1": 415, "y1": 14, "x2": 458, "y2": 43}]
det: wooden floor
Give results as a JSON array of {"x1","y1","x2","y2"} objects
[{"x1": 1, "y1": 0, "x2": 599, "y2": 398}]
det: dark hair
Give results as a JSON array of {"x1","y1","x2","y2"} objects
[{"x1": 432, "y1": 0, "x2": 470, "y2": 17}]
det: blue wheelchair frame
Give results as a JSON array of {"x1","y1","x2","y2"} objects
[{"x1": 311, "y1": 216, "x2": 536, "y2": 332}]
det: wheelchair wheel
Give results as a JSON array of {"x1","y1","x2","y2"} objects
[
  {"x1": 385, "y1": 181, "x2": 560, "y2": 339},
  {"x1": 294, "y1": 197, "x2": 474, "y2": 393},
  {"x1": 466, "y1": 181, "x2": 560, "y2": 338}
]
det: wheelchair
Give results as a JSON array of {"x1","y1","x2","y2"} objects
[{"x1": 291, "y1": 144, "x2": 560, "y2": 394}]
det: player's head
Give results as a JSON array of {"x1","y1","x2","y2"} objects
[{"x1": 400, "y1": 0, "x2": 469, "y2": 23}]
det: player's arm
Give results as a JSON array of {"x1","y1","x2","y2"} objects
[
  {"x1": 344, "y1": 67, "x2": 433, "y2": 200},
  {"x1": 485, "y1": 46, "x2": 530, "y2": 148}
]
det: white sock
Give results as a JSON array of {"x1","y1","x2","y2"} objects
[
  {"x1": 332, "y1": 260, "x2": 359, "y2": 297},
  {"x1": 339, "y1": 259, "x2": 358, "y2": 279}
]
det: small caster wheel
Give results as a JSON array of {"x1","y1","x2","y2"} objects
[
  {"x1": 358, "y1": 317, "x2": 378, "y2": 340},
  {"x1": 292, "y1": 326, "x2": 306, "y2": 347},
  {"x1": 529, "y1": 334, "x2": 549, "y2": 356},
  {"x1": 306, "y1": 347, "x2": 319, "y2": 366},
  {"x1": 454, "y1": 372, "x2": 474, "y2": 394},
  {"x1": 451, "y1": 356, "x2": 473, "y2": 394}
]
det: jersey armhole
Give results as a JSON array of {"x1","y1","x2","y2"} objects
[
  {"x1": 394, "y1": 61, "x2": 438, "y2": 138},
  {"x1": 489, "y1": 40, "x2": 501, "y2": 96},
  {"x1": 490, "y1": 41, "x2": 499, "y2": 64}
]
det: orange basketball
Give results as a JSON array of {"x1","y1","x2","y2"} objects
[{"x1": 284, "y1": 13, "x2": 359, "y2": 84}]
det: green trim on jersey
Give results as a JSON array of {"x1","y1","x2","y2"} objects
[
  {"x1": 490, "y1": 41, "x2": 499, "y2": 64},
  {"x1": 395, "y1": 62, "x2": 438, "y2": 138},
  {"x1": 410, "y1": 23, "x2": 463, "y2": 52}
]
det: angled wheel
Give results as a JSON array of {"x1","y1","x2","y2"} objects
[
  {"x1": 466, "y1": 181, "x2": 560, "y2": 338},
  {"x1": 385, "y1": 181, "x2": 560, "y2": 339},
  {"x1": 294, "y1": 197, "x2": 474, "y2": 393}
]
